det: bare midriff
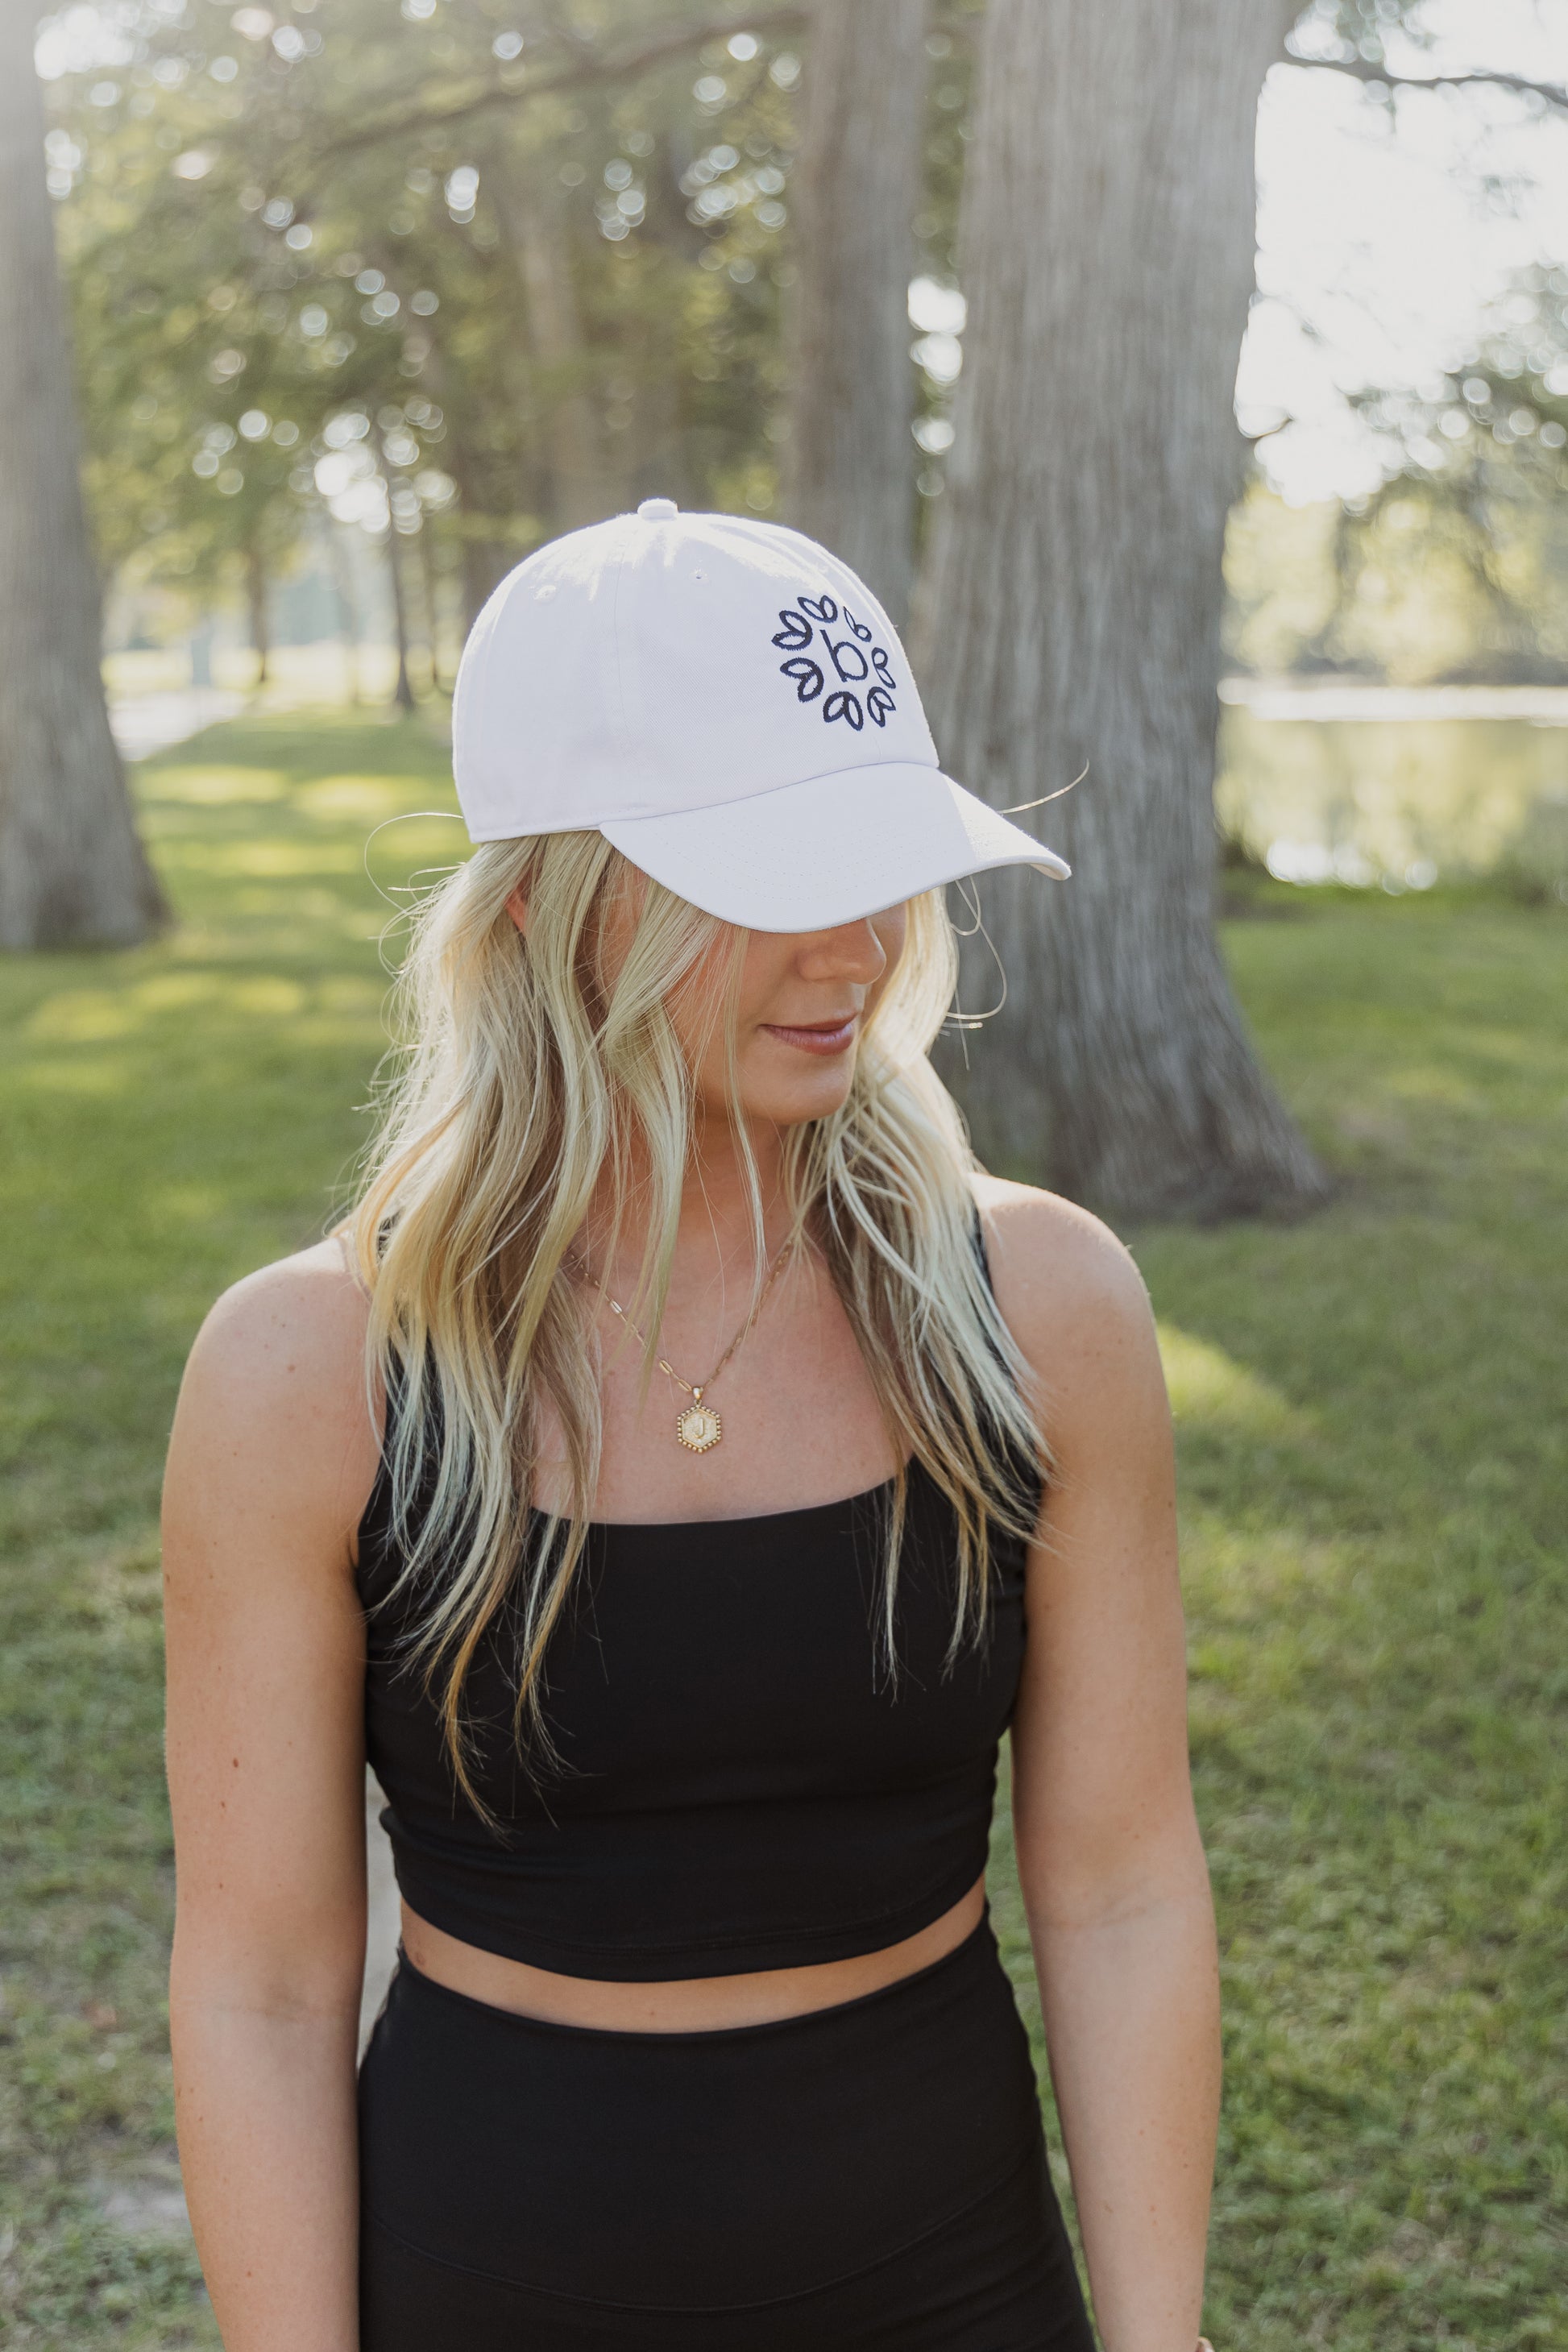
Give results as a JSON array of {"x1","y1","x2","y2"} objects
[{"x1": 400, "y1": 1872, "x2": 988, "y2": 2032}]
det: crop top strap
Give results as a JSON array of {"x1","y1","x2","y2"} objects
[{"x1": 971, "y1": 1203, "x2": 998, "y2": 1294}]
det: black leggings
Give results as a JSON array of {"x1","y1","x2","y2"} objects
[{"x1": 358, "y1": 1916, "x2": 1094, "y2": 2350}]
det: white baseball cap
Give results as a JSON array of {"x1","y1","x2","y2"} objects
[{"x1": 452, "y1": 499, "x2": 1068, "y2": 932}]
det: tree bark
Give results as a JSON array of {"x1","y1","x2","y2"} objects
[
  {"x1": 786, "y1": 0, "x2": 929, "y2": 623},
  {"x1": 915, "y1": 0, "x2": 1326, "y2": 1220},
  {"x1": 0, "y1": 0, "x2": 165, "y2": 950}
]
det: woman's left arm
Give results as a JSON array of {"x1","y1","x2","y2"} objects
[{"x1": 982, "y1": 1182, "x2": 1220, "y2": 2352}]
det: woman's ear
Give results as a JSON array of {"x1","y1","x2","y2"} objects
[{"x1": 504, "y1": 887, "x2": 529, "y2": 938}]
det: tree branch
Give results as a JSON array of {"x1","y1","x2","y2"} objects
[
  {"x1": 314, "y1": 2, "x2": 808, "y2": 164},
  {"x1": 1284, "y1": 52, "x2": 1568, "y2": 113}
]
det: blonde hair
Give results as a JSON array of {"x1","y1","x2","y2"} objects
[{"x1": 347, "y1": 835, "x2": 1041, "y2": 1807}]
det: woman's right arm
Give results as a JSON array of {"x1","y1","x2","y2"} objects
[{"x1": 162, "y1": 1242, "x2": 380, "y2": 2351}]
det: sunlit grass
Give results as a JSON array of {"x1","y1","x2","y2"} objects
[
  {"x1": 1134, "y1": 902, "x2": 1568, "y2": 2347},
  {"x1": 2, "y1": 711, "x2": 1564, "y2": 2345},
  {"x1": 0, "y1": 712, "x2": 458, "y2": 2349}
]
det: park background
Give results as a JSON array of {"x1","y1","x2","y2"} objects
[{"x1": 2, "y1": 0, "x2": 1566, "y2": 2344}]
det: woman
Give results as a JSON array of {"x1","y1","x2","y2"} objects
[{"x1": 164, "y1": 503, "x2": 1220, "y2": 2350}]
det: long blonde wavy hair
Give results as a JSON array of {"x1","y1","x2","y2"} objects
[{"x1": 346, "y1": 834, "x2": 1042, "y2": 1806}]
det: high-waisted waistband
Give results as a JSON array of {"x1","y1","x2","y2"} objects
[
  {"x1": 358, "y1": 1913, "x2": 1060, "y2": 2316},
  {"x1": 382, "y1": 1904, "x2": 1002, "y2": 2049}
]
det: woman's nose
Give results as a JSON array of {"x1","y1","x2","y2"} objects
[{"x1": 795, "y1": 919, "x2": 888, "y2": 985}]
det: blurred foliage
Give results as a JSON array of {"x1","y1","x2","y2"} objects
[
  {"x1": 1338, "y1": 268, "x2": 1568, "y2": 682},
  {"x1": 43, "y1": 0, "x2": 985, "y2": 643},
  {"x1": 1226, "y1": 480, "x2": 1568, "y2": 689},
  {"x1": 1286, "y1": 0, "x2": 1434, "y2": 67},
  {"x1": 48, "y1": 0, "x2": 1567, "y2": 685},
  {"x1": 1270, "y1": 4, "x2": 1568, "y2": 683},
  {"x1": 1225, "y1": 265, "x2": 1568, "y2": 686}
]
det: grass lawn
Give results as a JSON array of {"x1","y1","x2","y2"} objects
[{"x1": 2, "y1": 710, "x2": 1564, "y2": 2347}]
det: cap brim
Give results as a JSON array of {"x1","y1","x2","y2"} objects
[{"x1": 599, "y1": 763, "x2": 1069, "y2": 932}]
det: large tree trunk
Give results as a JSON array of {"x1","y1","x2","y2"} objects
[
  {"x1": 915, "y1": 0, "x2": 1325, "y2": 1220},
  {"x1": 786, "y1": 0, "x2": 929, "y2": 624},
  {"x1": 0, "y1": 1, "x2": 165, "y2": 950}
]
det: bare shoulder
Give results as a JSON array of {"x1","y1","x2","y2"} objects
[
  {"x1": 973, "y1": 1173, "x2": 1152, "y2": 1346},
  {"x1": 168, "y1": 1234, "x2": 380, "y2": 1549},
  {"x1": 971, "y1": 1174, "x2": 1165, "y2": 1439},
  {"x1": 187, "y1": 1233, "x2": 371, "y2": 1411}
]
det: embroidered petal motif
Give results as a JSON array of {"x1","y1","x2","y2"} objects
[
  {"x1": 771, "y1": 609, "x2": 813, "y2": 651},
  {"x1": 781, "y1": 656, "x2": 824, "y2": 702},
  {"x1": 768, "y1": 597, "x2": 898, "y2": 731}
]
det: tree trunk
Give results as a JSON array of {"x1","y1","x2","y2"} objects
[
  {"x1": 189, "y1": 618, "x2": 215, "y2": 688},
  {"x1": 915, "y1": 0, "x2": 1326, "y2": 1220},
  {"x1": 786, "y1": 0, "x2": 929, "y2": 624},
  {"x1": 324, "y1": 516, "x2": 363, "y2": 706},
  {"x1": 500, "y1": 165, "x2": 603, "y2": 531},
  {"x1": 244, "y1": 541, "x2": 270, "y2": 687},
  {"x1": 0, "y1": 2, "x2": 165, "y2": 950},
  {"x1": 417, "y1": 521, "x2": 446, "y2": 695},
  {"x1": 417, "y1": 336, "x2": 512, "y2": 629},
  {"x1": 384, "y1": 527, "x2": 416, "y2": 712},
  {"x1": 443, "y1": 438, "x2": 513, "y2": 633}
]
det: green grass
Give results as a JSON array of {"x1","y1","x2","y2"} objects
[{"x1": 2, "y1": 711, "x2": 1564, "y2": 2346}]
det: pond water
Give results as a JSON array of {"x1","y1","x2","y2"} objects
[{"x1": 1216, "y1": 682, "x2": 1568, "y2": 893}]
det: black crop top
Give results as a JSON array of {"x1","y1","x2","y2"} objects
[{"x1": 357, "y1": 1441, "x2": 1035, "y2": 1983}]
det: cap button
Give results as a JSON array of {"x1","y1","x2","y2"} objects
[{"x1": 637, "y1": 497, "x2": 678, "y2": 521}]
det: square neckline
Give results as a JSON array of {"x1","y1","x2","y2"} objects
[{"x1": 529, "y1": 1466, "x2": 912, "y2": 1538}]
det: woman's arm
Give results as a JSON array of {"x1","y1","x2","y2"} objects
[
  {"x1": 162, "y1": 1241, "x2": 380, "y2": 2351},
  {"x1": 981, "y1": 1180, "x2": 1221, "y2": 2352}
]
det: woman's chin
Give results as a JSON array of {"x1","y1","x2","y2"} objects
[{"x1": 727, "y1": 1069, "x2": 859, "y2": 1129}]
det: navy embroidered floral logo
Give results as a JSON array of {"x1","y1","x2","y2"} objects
[{"x1": 769, "y1": 594, "x2": 898, "y2": 731}]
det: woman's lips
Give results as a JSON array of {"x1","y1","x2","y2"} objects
[{"x1": 760, "y1": 1016, "x2": 858, "y2": 1056}]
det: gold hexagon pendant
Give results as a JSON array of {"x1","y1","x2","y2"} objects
[{"x1": 676, "y1": 1402, "x2": 723, "y2": 1454}]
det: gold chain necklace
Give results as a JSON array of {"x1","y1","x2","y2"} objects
[{"x1": 568, "y1": 1241, "x2": 792, "y2": 1454}]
